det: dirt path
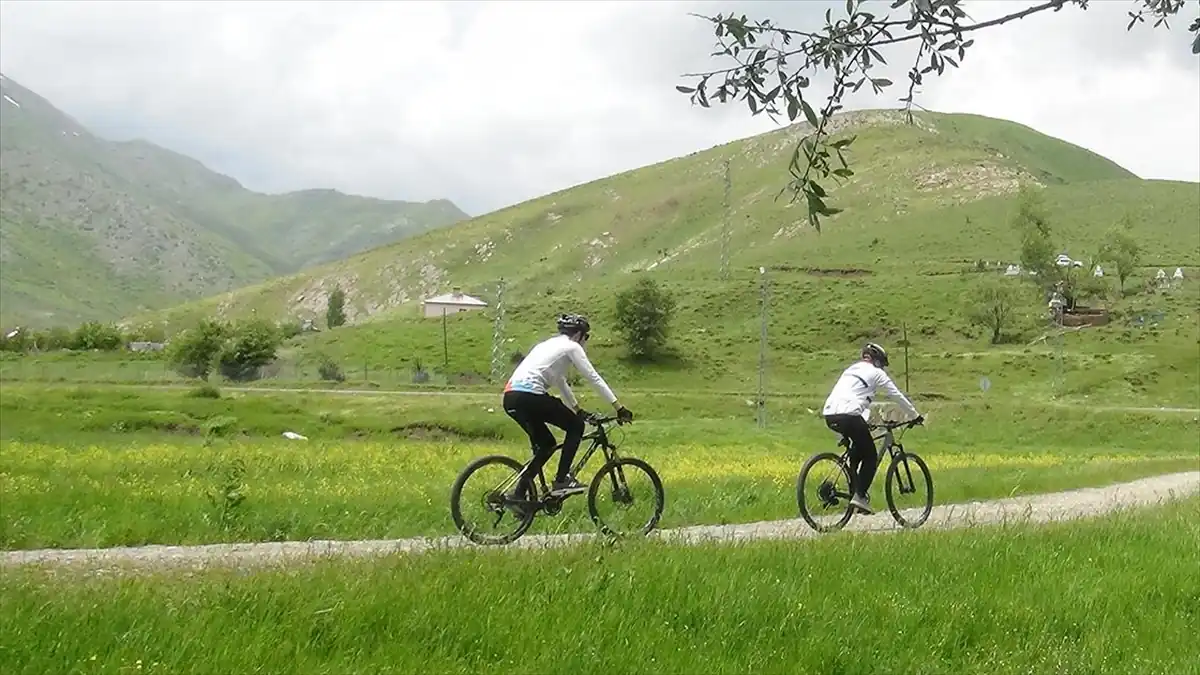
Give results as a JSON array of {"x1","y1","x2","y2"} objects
[
  {"x1": 5, "y1": 471, "x2": 1196, "y2": 572},
  {"x1": 14, "y1": 381, "x2": 1200, "y2": 414}
]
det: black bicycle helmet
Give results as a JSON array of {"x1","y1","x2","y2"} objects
[
  {"x1": 556, "y1": 313, "x2": 591, "y2": 337},
  {"x1": 862, "y1": 342, "x2": 889, "y2": 368}
]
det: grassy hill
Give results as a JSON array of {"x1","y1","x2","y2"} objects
[
  {"x1": 121, "y1": 109, "x2": 1200, "y2": 405},
  {"x1": 0, "y1": 73, "x2": 468, "y2": 327}
]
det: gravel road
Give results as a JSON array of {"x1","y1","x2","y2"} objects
[{"x1": 5, "y1": 471, "x2": 1196, "y2": 573}]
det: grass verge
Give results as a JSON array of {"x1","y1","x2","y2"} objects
[{"x1": 2, "y1": 498, "x2": 1197, "y2": 674}]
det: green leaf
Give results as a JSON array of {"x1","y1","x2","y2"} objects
[
  {"x1": 871, "y1": 78, "x2": 893, "y2": 87},
  {"x1": 808, "y1": 180, "x2": 827, "y2": 198},
  {"x1": 787, "y1": 96, "x2": 799, "y2": 121},
  {"x1": 800, "y1": 99, "x2": 820, "y2": 128},
  {"x1": 805, "y1": 191, "x2": 828, "y2": 215},
  {"x1": 833, "y1": 168, "x2": 855, "y2": 178},
  {"x1": 675, "y1": 85, "x2": 696, "y2": 94}
]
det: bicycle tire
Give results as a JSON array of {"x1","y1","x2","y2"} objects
[
  {"x1": 586, "y1": 457, "x2": 665, "y2": 538},
  {"x1": 885, "y1": 451, "x2": 934, "y2": 529},
  {"x1": 449, "y1": 454, "x2": 536, "y2": 545},
  {"x1": 796, "y1": 451, "x2": 855, "y2": 533}
]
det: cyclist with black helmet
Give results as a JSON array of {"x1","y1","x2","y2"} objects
[
  {"x1": 821, "y1": 342, "x2": 924, "y2": 515},
  {"x1": 502, "y1": 313, "x2": 634, "y2": 499}
]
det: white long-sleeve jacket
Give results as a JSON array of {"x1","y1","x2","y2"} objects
[
  {"x1": 822, "y1": 360, "x2": 919, "y2": 421},
  {"x1": 504, "y1": 334, "x2": 617, "y2": 409}
]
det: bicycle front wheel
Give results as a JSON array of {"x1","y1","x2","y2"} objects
[
  {"x1": 796, "y1": 452, "x2": 855, "y2": 533},
  {"x1": 885, "y1": 451, "x2": 934, "y2": 528},
  {"x1": 587, "y1": 457, "x2": 665, "y2": 538},
  {"x1": 449, "y1": 454, "x2": 536, "y2": 545}
]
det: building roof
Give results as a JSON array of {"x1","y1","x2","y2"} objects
[{"x1": 423, "y1": 291, "x2": 488, "y2": 307}]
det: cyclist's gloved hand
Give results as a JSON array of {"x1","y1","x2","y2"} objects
[
  {"x1": 576, "y1": 408, "x2": 592, "y2": 422},
  {"x1": 616, "y1": 406, "x2": 634, "y2": 424},
  {"x1": 913, "y1": 415, "x2": 925, "y2": 426}
]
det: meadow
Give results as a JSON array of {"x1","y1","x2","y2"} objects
[
  {"x1": 1, "y1": 383, "x2": 1196, "y2": 550},
  {"x1": 3, "y1": 497, "x2": 1197, "y2": 674}
]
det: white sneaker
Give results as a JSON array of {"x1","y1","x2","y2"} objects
[{"x1": 850, "y1": 494, "x2": 874, "y2": 515}]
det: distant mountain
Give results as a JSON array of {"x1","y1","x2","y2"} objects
[{"x1": 0, "y1": 73, "x2": 468, "y2": 326}]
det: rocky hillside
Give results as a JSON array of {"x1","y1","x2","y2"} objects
[{"x1": 0, "y1": 73, "x2": 467, "y2": 326}]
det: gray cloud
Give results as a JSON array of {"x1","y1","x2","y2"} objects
[{"x1": 0, "y1": 0, "x2": 1195, "y2": 216}]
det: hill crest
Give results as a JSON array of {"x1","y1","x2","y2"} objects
[{"x1": 0, "y1": 73, "x2": 469, "y2": 326}]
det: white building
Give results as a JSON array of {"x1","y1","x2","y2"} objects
[{"x1": 422, "y1": 287, "x2": 488, "y2": 318}]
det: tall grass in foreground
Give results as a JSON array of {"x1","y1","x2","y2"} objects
[{"x1": 3, "y1": 499, "x2": 1198, "y2": 674}]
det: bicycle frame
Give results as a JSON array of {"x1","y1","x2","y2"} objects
[
  {"x1": 836, "y1": 419, "x2": 915, "y2": 464},
  {"x1": 508, "y1": 416, "x2": 625, "y2": 502}
]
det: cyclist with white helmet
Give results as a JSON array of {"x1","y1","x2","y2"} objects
[
  {"x1": 503, "y1": 313, "x2": 633, "y2": 499},
  {"x1": 821, "y1": 342, "x2": 924, "y2": 514}
]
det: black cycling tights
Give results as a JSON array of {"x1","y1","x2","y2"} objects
[
  {"x1": 503, "y1": 390, "x2": 585, "y2": 489},
  {"x1": 824, "y1": 413, "x2": 878, "y2": 496}
]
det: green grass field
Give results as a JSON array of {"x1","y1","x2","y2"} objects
[
  {"x1": 4, "y1": 498, "x2": 1197, "y2": 675},
  {"x1": 1, "y1": 383, "x2": 1196, "y2": 549}
]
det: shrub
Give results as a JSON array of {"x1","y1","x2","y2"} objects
[
  {"x1": 187, "y1": 383, "x2": 222, "y2": 399},
  {"x1": 316, "y1": 353, "x2": 345, "y2": 382},
  {"x1": 168, "y1": 319, "x2": 229, "y2": 380},
  {"x1": 614, "y1": 276, "x2": 677, "y2": 361},
  {"x1": 217, "y1": 319, "x2": 282, "y2": 382},
  {"x1": 71, "y1": 321, "x2": 123, "y2": 351}
]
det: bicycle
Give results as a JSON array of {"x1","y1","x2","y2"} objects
[
  {"x1": 796, "y1": 418, "x2": 933, "y2": 533},
  {"x1": 449, "y1": 413, "x2": 665, "y2": 545}
]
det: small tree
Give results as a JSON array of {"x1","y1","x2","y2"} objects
[
  {"x1": 1101, "y1": 216, "x2": 1141, "y2": 294},
  {"x1": 1013, "y1": 187, "x2": 1056, "y2": 281},
  {"x1": 126, "y1": 322, "x2": 167, "y2": 344},
  {"x1": 614, "y1": 276, "x2": 677, "y2": 361},
  {"x1": 326, "y1": 288, "x2": 347, "y2": 329},
  {"x1": 168, "y1": 319, "x2": 228, "y2": 380},
  {"x1": 218, "y1": 318, "x2": 283, "y2": 382},
  {"x1": 35, "y1": 326, "x2": 73, "y2": 351},
  {"x1": 71, "y1": 321, "x2": 124, "y2": 351},
  {"x1": 966, "y1": 277, "x2": 1023, "y2": 345}
]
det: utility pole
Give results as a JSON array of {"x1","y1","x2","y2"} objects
[
  {"x1": 720, "y1": 159, "x2": 732, "y2": 281},
  {"x1": 489, "y1": 278, "x2": 506, "y2": 383},
  {"x1": 442, "y1": 309, "x2": 449, "y2": 370},
  {"x1": 757, "y1": 266, "x2": 769, "y2": 429}
]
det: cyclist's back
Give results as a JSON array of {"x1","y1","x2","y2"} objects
[
  {"x1": 822, "y1": 359, "x2": 917, "y2": 420},
  {"x1": 506, "y1": 334, "x2": 615, "y2": 404}
]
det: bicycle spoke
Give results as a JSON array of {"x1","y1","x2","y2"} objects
[
  {"x1": 450, "y1": 456, "x2": 535, "y2": 545},
  {"x1": 588, "y1": 458, "x2": 664, "y2": 537},
  {"x1": 797, "y1": 453, "x2": 855, "y2": 532}
]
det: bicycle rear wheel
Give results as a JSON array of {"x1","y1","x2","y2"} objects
[
  {"x1": 449, "y1": 454, "x2": 536, "y2": 545},
  {"x1": 796, "y1": 452, "x2": 855, "y2": 533},
  {"x1": 885, "y1": 451, "x2": 934, "y2": 528},
  {"x1": 587, "y1": 457, "x2": 665, "y2": 538}
]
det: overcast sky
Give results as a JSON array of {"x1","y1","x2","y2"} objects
[{"x1": 1, "y1": 0, "x2": 1196, "y2": 216}]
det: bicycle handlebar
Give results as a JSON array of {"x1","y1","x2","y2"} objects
[
  {"x1": 585, "y1": 413, "x2": 630, "y2": 427},
  {"x1": 869, "y1": 418, "x2": 923, "y2": 431}
]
